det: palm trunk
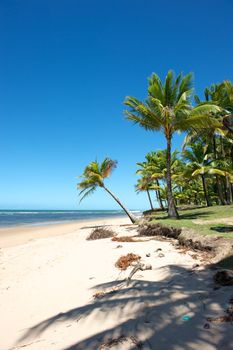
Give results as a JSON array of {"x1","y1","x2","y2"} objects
[
  {"x1": 146, "y1": 189, "x2": 154, "y2": 210},
  {"x1": 226, "y1": 176, "x2": 233, "y2": 204},
  {"x1": 194, "y1": 193, "x2": 198, "y2": 206},
  {"x1": 220, "y1": 137, "x2": 232, "y2": 205},
  {"x1": 201, "y1": 175, "x2": 212, "y2": 207},
  {"x1": 213, "y1": 135, "x2": 226, "y2": 205},
  {"x1": 156, "y1": 179, "x2": 164, "y2": 210},
  {"x1": 166, "y1": 135, "x2": 179, "y2": 218},
  {"x1": 216, "y1": 175, "x2": 226, "y2": 205},
  {"x1": 102, "y1": 185, "x2": 137, "y2": 224}
]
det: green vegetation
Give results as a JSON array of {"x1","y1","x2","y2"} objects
[
  {"x1": 125, "y1": 70, "x2": 221, "y2": 218},
  {"x1": 149, "y1": 205, "x2": 233, "y2": 238},
  {"x1": 131, "y1": 74, "x2": 233, "y2": 217},
  {"x1": 77, "y1": 71, "x2": 233, "y2": 237}
]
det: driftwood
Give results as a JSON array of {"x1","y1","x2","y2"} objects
[{"x1": 126, "y1": 262, "x2": 152, "y2": 286}]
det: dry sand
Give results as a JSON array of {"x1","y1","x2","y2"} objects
[{"x1": 0, "y1": 218, "x2": 232, "y2": 350}]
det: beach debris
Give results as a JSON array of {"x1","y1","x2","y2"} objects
[
  {"x1": 112, "y1": 236, "x2": 135, "y2": 242},
  {"x1": 213, "y1": 270, "x2": 233, "y2": 286},
  {"x1": 203, "y1": 323, "x2": 210, "y2": 329},
  {"x1": 146, "y1": 253, "x2": 151, "y2": 257},
  {"x1": 138, "y1": 223, "x2": 181, "y2": 238},
  {"x1": 175, "y1": 243, "x2": 212, "y2": 264},
  {"x1": 115, "y1": 253, "x2": 141, "y2": 270},
  {"x1": 206, "y1": 315, "x2": 233, "y2": 323},
  {"x1": 182, "y1": 315, "x2": 192, "y2": 321},
  {"x1": 158, "y1": 253, "x2": 165, "y2": 258},
  {"x1": 192, "y1": 263, "x2": 200, "y2": 269},
  {"x1": 127, "y1": 262, "x2": 152, "y2": 285},
  {"x1": 98, "y1": 335, "x2": 143, "y2": 349},
  {"x1": 93, "y1": 285, "x2": 124, "y2": 300},
  {"x1": 206, "y1": 297, "x2": 233, "y2": 324},
  {"x1": 93, "y1": 291, "x2": 106, "y2": 299},
  {"x1": 115, "y1": 244, "x2": 123, "y2": 249},
  {"x1": 87, "y1": 227, "x2": 115, "y2": 240},
  {"x1": 155, "y1": 248, "x2": 162, "y2": 252}
]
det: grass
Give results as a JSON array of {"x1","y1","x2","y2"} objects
[{"x1": 149, "y1": 204, "x2": 233, "y2": 239}]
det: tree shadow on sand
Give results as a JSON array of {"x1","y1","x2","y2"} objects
[{"x1": 17, "y1": 265, "x2": 233, "y2": 350}]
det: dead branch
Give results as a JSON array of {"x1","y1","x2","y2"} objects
[{"x1": 126, "y1": 262, "x2": 152, "y2": 285}]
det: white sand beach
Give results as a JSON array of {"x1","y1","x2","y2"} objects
[{"x1": 0, "y1": 218, "x2": 232, "y2": 350}]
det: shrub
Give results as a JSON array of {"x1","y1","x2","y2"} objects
[
  {"x1": 138, "y1": 223, "x2": 181, "y2": 238},
  {"x1": 87, "y1": 227, "x2": 115, "y2": 240}
]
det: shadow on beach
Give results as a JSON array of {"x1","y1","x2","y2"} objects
[
  {"x1": 156, "y1": 210, "x2": 215, "y2": 221},
  {"x1": 16, "y1": 264, "x2": 233, "y2": 350}
]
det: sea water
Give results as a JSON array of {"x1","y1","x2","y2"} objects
[{"x1": 0, "y1": 210, "x2": 142, "y2": 228}]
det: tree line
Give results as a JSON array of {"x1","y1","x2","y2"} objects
[{"x1": 77, "y1": 71, "x2": 233, "y2": 222}]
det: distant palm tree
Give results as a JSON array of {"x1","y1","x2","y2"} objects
[
  {"x1": 195, "y1": 81, "x2": 233, "y2": 203},
  {"x1": 183, "y1": 143, "x2": 228, "y2": 207},
  {"x1": 136, "y1": 150, "x2": 182, "y2": 211},
  {"x1": 77, "y1": 158, "x2": 137, "y2": 223},
  {"x1": 125, "y1": 70, "x2": 221, "y2": 218},
  {"x1": 135, "y1": 176, "x2": 160, "y2": 210}
]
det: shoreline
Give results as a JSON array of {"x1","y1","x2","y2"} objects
[{"x1": 0, "y1": 216, "x2": 131, "y2": 248}]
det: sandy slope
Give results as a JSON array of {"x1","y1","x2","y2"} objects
[{"x1": 0, "y1": 218, "x2": 232, "y2": 350}]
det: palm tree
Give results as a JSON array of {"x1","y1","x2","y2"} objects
[
  {"x1": 137, "y1": 150, "x2": 183, "y2": 211},
  {"x1": 125, "y1": 70, "x2": 221, "y2": 218},
  {"x1": 193, "y1": 81, "x2": 233, "y2": 203},
  {"x1": 183, "y1": 143, "x2": 228, "y2": 207},
  {"x1": 135, "y1": 177, "x2": 155, "y2": 210},
  {"x1": 77, "y1": 158, "x2": 137, "y2": 223},
  {"x1": 136, "y1": 155, "x2": 164, "y2": 210}
]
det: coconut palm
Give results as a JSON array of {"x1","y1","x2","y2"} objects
[
  {"x1": 193, "y1": 81, "x2": 233, "y2": 203},
  {"x1": 136, "y1": 150, "x2": 184, "y2": 211},
  {"x1": 135, "y1": 177, "x2": 156, "y2": 210},
  {"x1": 77, "y1": 158, "x2": 137, "y2": 223},
  {"x1": 136, "y1": 155, "x2": 164, "y2": 210},
  {"x1": 125, "y1": 70, "x2": 221, "y2": 218},
  {"x1": 183, "y1": 128, "x2": 228, "y2": 205},
  {"x1": 182, "y1": 143, "x2": 229, "y2": 207}
]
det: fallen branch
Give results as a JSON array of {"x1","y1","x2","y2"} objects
[{"x1": 127, "y1": 262, "x2": 152, "y2": 285}]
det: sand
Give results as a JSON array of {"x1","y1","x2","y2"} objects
[{"x1": 0, "y1": 218, "x2": 232, "y2": 350}]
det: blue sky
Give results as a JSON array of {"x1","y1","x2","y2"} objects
[{"x1": 1, "y1": 0, "x2": 233, "y2": 210}]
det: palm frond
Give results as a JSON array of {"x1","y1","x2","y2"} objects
[
  {"x1": 177, "y1": 72, "x2": 193, "y2": 100},
  {"x1": 177, "y1": 104, "x2": 221, "y2": 131},
  {"x1": 125, "y1": 111, "x2": 161, "y2": 131},
  {"x1": 164, "y1": 70, "x2": 174, "y2": 106},
  {"x1": 78, "y1": 186, "x2": 97, "y2": 203},
  {"x1": 148, "y1": 73, "x2": 164, "y2": 103},
  {"x1": 101, "y1": 158, "x2": 118, "y2": 178}
]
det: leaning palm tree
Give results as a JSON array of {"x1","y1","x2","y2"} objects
[
  {"x1": 125, "y1": 70, "x2": 221, "y2": 218},
  {"x1": 77, "y1": 157, "x2": 137, "y2": 223}
]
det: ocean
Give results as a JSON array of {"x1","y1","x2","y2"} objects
[{"x1": 0, "y1": 210, "x2": 142, "y2": 228}]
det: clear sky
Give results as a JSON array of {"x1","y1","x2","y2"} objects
[{"x1": 1, "y1": 0, "x2": 233, "y2": 210}]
